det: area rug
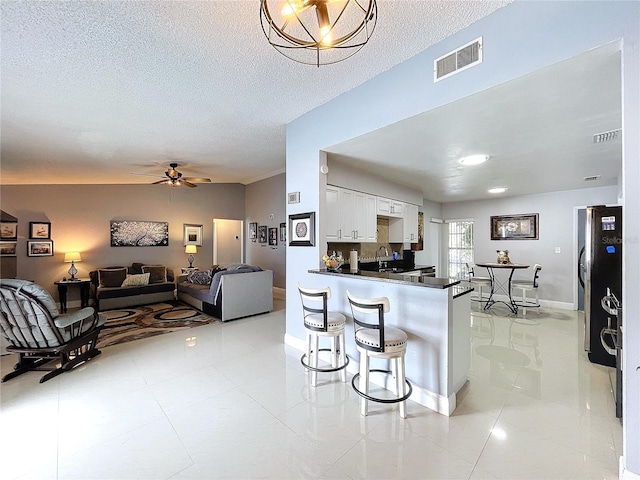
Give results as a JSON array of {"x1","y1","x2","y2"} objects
[{"x1": 97, "y1": 301, "x2": 218, "y2": 349}]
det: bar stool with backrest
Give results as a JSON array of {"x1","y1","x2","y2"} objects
[
  {"x1": 466, "y1": 262, "x2": 492, "y2": 308},
  {"x1": 511, "y1": 264, "x2": 542, "y2": 315},
  {"x1": 298, "y1": 285, "x2": 349, "y2": 387},
  {"x1": 346, "y1": 290, "x2": 412, "y2": 418}
]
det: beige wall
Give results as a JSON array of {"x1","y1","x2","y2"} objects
[
  {"x1": 1, "y1": 183, "x2": 245, "y2": 305},
  {"x1": 245, "y1": 173, "x2": 286, "y2": 288}
]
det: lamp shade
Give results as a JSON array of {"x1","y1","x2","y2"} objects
[
  {"x1": 185, "y1": 245, "x2": 197, "y2": 254},
  {"x1": 64, "y1": 252, "x2": 82, "y2": 263}
]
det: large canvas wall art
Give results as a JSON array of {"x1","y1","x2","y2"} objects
[{"x1": 110, "y1": 220, "x2": 169, "y2": 247}]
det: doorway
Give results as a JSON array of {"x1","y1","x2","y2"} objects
[{"x1": 213, "y1": 219, "x2": 244, "y2": 265}]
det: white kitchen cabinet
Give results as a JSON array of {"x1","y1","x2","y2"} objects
[
  {"x1": 403, "y1": 203, "x2": 419, "y2": 242},
  {"x1": 388, "y1": 203, "x2": 419, "y2": 243},
  {"x1": 326, "y1": 185, "x2": 341, "y2": 241},
  {"x1": 326, "y1": 186, "x2": 377, "y2": 243},
  {"x1": 376, "y1": 197, "x2": 403, "y2": 218}
]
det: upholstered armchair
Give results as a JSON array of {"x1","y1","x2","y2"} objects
[{"x1": 0, "y1": 279, "x2": 105, "y2": 383}]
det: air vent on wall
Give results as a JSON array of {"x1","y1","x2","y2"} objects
[
  {"x1": 592, "y1": 129, "x2": 621, "y2": 143},
  {"x1": 434, "y1": 37, "x2": 482, "y2": 82}
]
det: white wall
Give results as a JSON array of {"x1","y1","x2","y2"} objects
[
  {"x1": 285, "y1": 1, "x2": 639, "y2": 475},
  {"x1": 414, "y1": 199, "x2": 443, "y2": 273},
  {"x1": 442, "y1": 186, "x2": 619, "y2": 305}
]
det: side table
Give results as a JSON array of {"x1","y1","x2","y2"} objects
[{"x1": 54, "y1": 279, "x2": 91, "y2": 313}]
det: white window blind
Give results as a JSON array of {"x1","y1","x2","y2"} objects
[{"x1": 448, "y1": 220, "x2": 475, "y2": 280}]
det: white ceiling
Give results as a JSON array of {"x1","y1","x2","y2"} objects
[
  {"x1": 325, "y1": 43, "x2": 622, "y2": 203},
  {"x1": 0, "y1": 2, "x2": 623, "y2": 204}
]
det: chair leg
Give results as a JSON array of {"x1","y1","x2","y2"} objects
[
  {"x1": 398, "y1": 355, "x2": 407, "y2": 419},
  {"x1": 359, "y1": 351, "x2": 369, "y2": 416},
  {"x1": 339, "y1": 333, "x2": 347, "y2": 383},
  {"x1": 304, "y1": 331, "x2": 312, "y2": 373},
  {"x1": 522, "y1": 288, "x2": 528, "y2": 316},
  {"x1": 330, "y1": 336, "x2": 338, "y2": 369},
  {"x1": 311, "y1": 334, "x2": 319, "y2": 387}
]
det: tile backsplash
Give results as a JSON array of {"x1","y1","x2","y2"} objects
[{"x1": 327, "y1": 217, "x2": 403, "y2": 264}]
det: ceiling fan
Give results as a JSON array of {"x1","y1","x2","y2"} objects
[{"x1": 131, "y1": 163, "x2": 212, "y2": 188}]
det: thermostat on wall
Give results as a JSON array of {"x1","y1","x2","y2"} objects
[{"x1": 288, "y1": 192, "x2": 300, "y2": 204}]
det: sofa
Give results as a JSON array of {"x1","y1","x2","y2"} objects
[
  {"x1": 89, "y1": 263, "x2": 175, "y2": 311},
  {"x1": 177, "y1": 264, "x2": 273, "y2": 321}
]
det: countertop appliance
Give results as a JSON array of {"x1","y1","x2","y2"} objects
[{"x1": 581, "y1": 205, "x2": 622, "y2": 368}]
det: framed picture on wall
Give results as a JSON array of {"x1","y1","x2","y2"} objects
[
  {"x1": 183, "y1": 224, "x2": 203, "y2": 246},
  {"x1": 258, "y1": 225, "x2": 267, "y2": 243},
  {"x1": 29, "y1": 221, "x2": 51, "y2": 239},
  {"x1": 279, "y1": 222, "x2": 286, "y2": 243},
  {"x1": 491, "y1": 213, "x2": 539, "y2": 240},
  {"x1": 27, "y1": 240, "x2": 54, "y2": 257},
  {"x1": 249, "y1": 222, "x2": 257, "y2": 242},
  {"x1": 0, "y1": 242, "x2": 17, "y2": 257},
  {"x1": 0, "y1": 222, "x2": 18, "y2": 240},
  {"x1": 288, "y1": 212, "x2": 315, "y2": 247},
  {"x1": 269, "y1": 227, "x2": 278, "y2": 246}
]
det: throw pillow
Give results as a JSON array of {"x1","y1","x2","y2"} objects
[
  {"x1": 187, "y1": 269, "x2": 212, "y2": 285},
  {"x1": 98, "y1": 268, "x2": 128, "y2": 288},
  {"x1": 121, "y1": 273, "x2": 150, "y2": 287},
  {"x1": 142, "y1": 265, "x2": 167, "y2": 284}
]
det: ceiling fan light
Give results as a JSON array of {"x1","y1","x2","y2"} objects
[
  {"x1": 488, "y1": 187, "x2": 508, "y2": 194},
  {"x1": 458, "y1": 154, "x2": 489, "y2": 166}
]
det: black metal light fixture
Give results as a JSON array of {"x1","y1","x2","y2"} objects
[{"x1": 260, "y1": 0, "x2": 377, "y2": 67}]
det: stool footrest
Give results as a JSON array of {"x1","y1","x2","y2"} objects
[
  {"x1": 351, "y1": 369, "x2": 413, "y2": 404},
  {"x1": 300, "y1": 349, "x2": 350, "y2": 373}
]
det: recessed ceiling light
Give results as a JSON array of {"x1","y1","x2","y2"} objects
[
  {"x1": 488, "y1": 187, "x2": 508, "y2": 194},
  {"x1": 458, "y1": 154, "x2": 489, "y2": 166}
]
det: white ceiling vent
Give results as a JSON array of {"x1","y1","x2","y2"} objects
[
  {"x1": 592, "y1": 129, "x2": 621, "y2": 143},
  {"x1": 434, "y1": 37, "x2": 482, "y2": 82}
]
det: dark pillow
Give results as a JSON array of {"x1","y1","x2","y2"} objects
[
  {"x1": 130, "y1": 263, "x2": 145, "y2": 275},
  {"x1": 98, "y1": 268, "x2": 128, "y2": 288},
  {"x1": 187, "y1": 269, "x2": 212, "y2": 285},
  {"x1": 142, "y1": 265, "x2": 167, "y2": 284}
]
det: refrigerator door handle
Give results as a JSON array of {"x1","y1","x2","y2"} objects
[{"x1": 578, "y1": 246, "x2": 585, "y2": 289}]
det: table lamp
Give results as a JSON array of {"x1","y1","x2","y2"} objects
[
  {"x1": 64, "y1": 251, "x2": 82, "y2": 280},
  {"x1": 185, "y1": 245, "x2": 197, "y2": 268}
]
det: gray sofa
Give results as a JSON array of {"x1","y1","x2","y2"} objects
[
  {"x1": 177, "y1": 266, "x2": 273, "y2": 321},
  {"x1": 89, "y1": 263, "x2": 175, "y2": 311}
]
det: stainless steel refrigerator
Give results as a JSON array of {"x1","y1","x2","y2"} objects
[{"x1": 580, "y1": 205, "x2": 622, "y2": 369}]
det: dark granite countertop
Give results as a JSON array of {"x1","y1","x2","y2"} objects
[{"x1": 309, "y1": 268, "x2": 461, "y2": 289}]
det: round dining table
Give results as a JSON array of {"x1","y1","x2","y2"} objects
[{"x1": 475, "y1": 262, "x2": 530, "y2": 313}]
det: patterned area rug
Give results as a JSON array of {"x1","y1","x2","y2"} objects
[{"x1": 97, "y1": 301, "x2": 218, "y2": 349}]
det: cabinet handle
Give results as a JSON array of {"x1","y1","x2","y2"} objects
[{"x1": 338, "y1": 229, "x2": 341, "y2": 239}]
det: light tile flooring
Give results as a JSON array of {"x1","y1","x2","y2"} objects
[{"x1": 0, "y1": 300, "x2": 621, "y2": 479}]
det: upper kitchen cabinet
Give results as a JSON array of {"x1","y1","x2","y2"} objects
[
  {"x1": 389, "y1": 203, "x2": 419, "y2": 243},
  {"x1": 326, "y1": 185, "x2": 377, "y2": 243},
  {"x1": 376, "y1": 197, "x2": 403, "y2": 218}
]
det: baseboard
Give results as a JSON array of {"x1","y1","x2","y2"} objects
[
  {"x1": 273, "y1": 287, "x2": 286, "y2": 300},
  {"x1": 284, "y1": 333, "x2": 455, "y2": 416},
  {"x1": 620, "y1": 457, "x2": 640, "y2": 480},
  {"x1": 485, "y1": 293, "x2": 573, "y2": 311}
]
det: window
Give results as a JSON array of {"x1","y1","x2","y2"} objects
[{"x1": 447, "y1": 220, "x2": 475, "y2": 280}]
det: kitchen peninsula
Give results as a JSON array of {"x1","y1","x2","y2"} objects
[{"x1": 307, "y1": 267, "x2": 472, "y2": 415}]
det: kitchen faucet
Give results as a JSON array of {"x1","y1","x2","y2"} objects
[{"x1": 377, "y1": 246, "x2": 389, "y2": 269}]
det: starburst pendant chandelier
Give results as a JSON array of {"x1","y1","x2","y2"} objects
[{"x1": 260, "y1": 0, "x2": 377, "y2": 67}]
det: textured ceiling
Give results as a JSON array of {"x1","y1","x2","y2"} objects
[{"x1": 0, "y1": 0, "x2": 511, "y2": 186}]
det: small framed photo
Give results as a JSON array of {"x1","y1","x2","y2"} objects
[
  {"x1": 258, "y1": 225, "x2": 267, "y2": 244},
  {"x1": 0, "y1": 242, "x2": 17, "y2": 257},
  {"x1": 29, "y1": 221, "x2": 51, "y2": 239},
  {"x1": 289, "y1": 212, "x2": 315, "y2": 247},
  {"x1": 249, "y1": 222, "x2": 258, "y2": 242},
  {"x1": 27, "y1": 240, "x2": 54, "y2": 257},
  {"x1": 183, "y1": 224, "x2": 203, "y2": 246},
  {"x1": 0, "y1": 222, "x2": 18, "y2": 240},
  {"x1": 279, "y1": 222, "x2": 286, "y2": 243},
  {"x1": 269, "y1": 227, "x2": 278, "y2": 246},
  {"x1": 491, "y1": 213, "x2": 539, "y2": 240}
]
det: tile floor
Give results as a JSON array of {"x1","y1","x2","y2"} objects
[{"x1": 0, "y1": 299, "x2": 622, "y2": 479}]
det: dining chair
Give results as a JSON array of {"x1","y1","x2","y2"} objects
[
  {"x1": 511, "y1": 264, "x2": 542, "y2": 315},
  {"x1": 466, "y1": 262, "x2": 492, "y2": 308}
]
